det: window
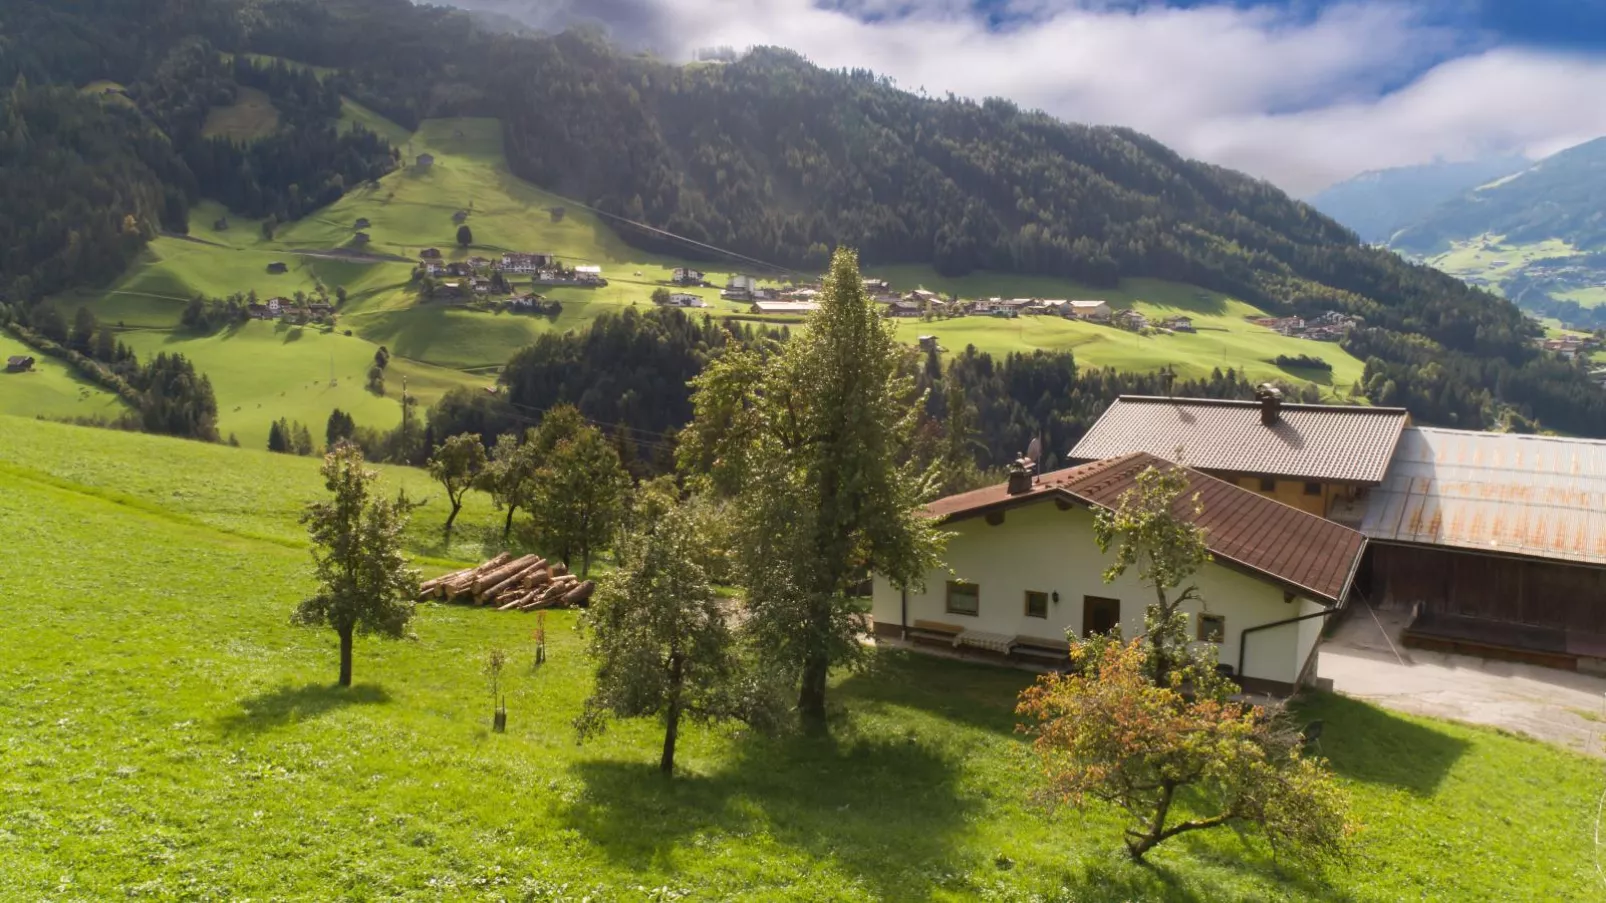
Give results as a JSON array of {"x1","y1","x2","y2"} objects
[
  {"x1": 1258, "y1": 477, "x2": 1277, "y2": 492},
  {"x1": 1303, "y1": 481, "x2": 1322, "y2": 496},
  {"x1": 1083, "y1": 596, "x2": 1121, "y2": 637},
  {"x1": 1198, "y1": 613, "x2": 1226, "y2": 643},
  {"x1": 946, "y1": 581, "x2": 979, "y2": 616},
  {"x1": 1025, "y1": 590, "x2": 1049, "y2": 619}
]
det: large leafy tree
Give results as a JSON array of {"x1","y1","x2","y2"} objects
[
  {"x1": 1091, "y1": 459, "x2": 1212, "y2": 686},
  {"x1": 427, "y1": 432, "x2": 487, "y2": 535},
  {"x1": 1017, "y1": 639, "x2": 1352, "y2": 863},
  {"x1": 295, "y1": 445, "x2": 420, "y2": 687},
  {"x1": 680, "y1": 247, "x2": 944, "y2": 730},
  {"x1": 529, "y1": 419, "x2": 629, "y2": 576},
  {"x1": 577, "y1": 501, "x2": 779, "y2": 774}
]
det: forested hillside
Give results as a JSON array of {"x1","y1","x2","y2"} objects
[
  {"x1": 1307, "y1": 156, "x2": 1527, "y2": 245},
  {"x1": 5, "y1": 0, "x2": 1606, "y2": 437}
]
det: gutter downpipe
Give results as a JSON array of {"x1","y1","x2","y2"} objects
[
  {"x1": 1237, "y1": 608, "x2": 1333, "y2": 681},
  {"x1": 900, "y1": 587, "x2": 908, "y2": 641}
]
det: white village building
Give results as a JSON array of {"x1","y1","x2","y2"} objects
[{"x1": 871, "y1": 452, "x2": 1367, "y2": 694}]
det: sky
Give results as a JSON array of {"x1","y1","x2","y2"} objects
[{"x1": 458, "y1": 0, "x2": 1606, "y2": 195}]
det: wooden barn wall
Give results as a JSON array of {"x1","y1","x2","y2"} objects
[{"x1": 1370, "y1": 544, "x2": 1606, "y2": 633}]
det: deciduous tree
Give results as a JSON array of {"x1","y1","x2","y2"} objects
[
  {"x1": 295, "y1": 445, "x2": 420, "y2": 687},
  {"x1": 1091, "y1": 458, "x2": 1211, "y2": 686},
  {"x1": 480, "y1": 431, "x2": 541, "y2": 539},
  {"x1": 427, "y1": 432, "x2": 487, "y2": 534},
  {"x1": 577, "y1": 502, "x2": 781, "y2": 774},
  {"x1": 529, "y1": 420, "x2": 628, "y2": 576},
  {"x1": 680, "y1": 247, "x2": 944, "y2": 730},
  {"x1": 1017, "y1": 639, "x2": 1351, "y2": 863}
]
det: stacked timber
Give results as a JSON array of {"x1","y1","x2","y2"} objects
[{"x1": 418, "y1": 554, "x2": 595, "y2": 611}]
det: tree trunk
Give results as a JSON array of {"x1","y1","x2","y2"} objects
[
  {"x1": 798, "y1": 641, "x2": 830, "y2": 732},
  {"x1": 338, "y1": 627, "x2": 354, "y2": 687},
  {"x1": 659, "y1": 700, "x2": 680, "y2": 775},
  {"x1": 1126, "y1": 781, "x2": 1176, "y2": 861},
  {"x1": 502, "y1": 504, "x2": 517, "y2": 540},
  {"x1": 444, "y1": 497, "x2": 462, "y2": 533},
  {"x1": 581, "y1": 545, "x2": 591, "y2": 578}
]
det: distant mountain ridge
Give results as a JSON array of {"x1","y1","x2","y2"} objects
[
  {"x1": 1390, "y1": 138, "x2": 1606, "y2": 254},
  {"x1": 1307, "y1": 155, "x2": 1528, "y2": 244}
]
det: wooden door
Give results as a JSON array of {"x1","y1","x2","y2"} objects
[{"x1": 1082, "y1": 596, "x2": 1121, "y2": 638}]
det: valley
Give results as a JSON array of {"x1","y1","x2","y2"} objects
[{"x1": 36, "y1": 106, "x2": 1368, "y2": 450}]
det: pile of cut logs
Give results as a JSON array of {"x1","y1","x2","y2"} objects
[{"x1": 418, "y1": 553, "x2": 595, "y2": 611}]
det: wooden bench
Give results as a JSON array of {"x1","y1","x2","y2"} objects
[
  {"x1": 954, "y1": 629, "x2": 1017, "y2": 655},
  {"x1": 906, "y1": 619, "x2": 963, "y2": 647},
  {"x1": 1013, "y1": 635, "x2": 1070, "y2": 665}
]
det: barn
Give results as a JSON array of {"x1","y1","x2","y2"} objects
[{"x1": 1359, "y1": 427, "x2": 1606, "y2": 671}]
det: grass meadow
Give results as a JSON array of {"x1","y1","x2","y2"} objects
[
  {"x1": 0, "y1": 415, "x2": 1600, "y2": 901},
  {"x1": 0, "y1": 334, "x2": 128, "y2": 421}
]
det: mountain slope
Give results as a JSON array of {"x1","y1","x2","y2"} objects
[
  {"x1": 1392, "y1": 138, "x2": 1606, "y2": 254},
  {"x1": 1307, "y1": 156, "x2": 1528, "y2": 244}
]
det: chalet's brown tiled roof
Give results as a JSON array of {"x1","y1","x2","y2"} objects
[
  {"x1": 927, "y1": 453, "x2": 1367, "y2": 604},
  {"x1": 1067, "y1": 396, "x2": 1410, "y2": 484}
]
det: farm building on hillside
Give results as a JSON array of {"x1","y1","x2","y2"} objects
[
  {"x1": 872, "y1": 453, "x2": 1368, "y2": 695},
  {"x1": 1068, "y1": 299, "x2": 1111, "y2": 320},
  {"x1": 420, "y1": 248, "x2": 442, "y2": 260},
  {"x1": 266, "y1": 262, "x2": 288, "y2": 274},
  {"x1": 1359, "y1": 427, "x2": 1606, "y2": 670},
  {"x1": 752, "y1": 300, "x2": 819, "y2": 314},
  {"x1": 416, "y1": 153, "x2": 434, "y2": 169},
  {"x1": 1068, "y1": 391, "x2": 1410, "y2": 521},
  {"x1": 6, "y1": 355, "x2": 35, "y2": 372}
]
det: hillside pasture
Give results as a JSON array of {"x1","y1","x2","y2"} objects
[
  {"x1": 115, "y1": 321, "x2": 483, "y2": 451},
  {"x1": 0, "y1": 334, "x2": 127, "y2": 420},
  {"x1": 0, "y1": 416, "x2": 1599, "y2": 901}
]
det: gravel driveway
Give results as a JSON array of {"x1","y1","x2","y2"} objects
[{"x1": 1318, "y1": 605, "x2": 1606, "y2": 757}]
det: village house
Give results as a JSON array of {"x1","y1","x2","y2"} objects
[
  {"x1": 1160, "y1": 315, "x2": 1196, "y2": 332},
  {"x1": 467, "y1": 256, "x2": 491, "y2": 269},
  {"x1": 265, "y1": 298, "x2": 285, "y2": 316},
  {"x1": 721, "y1": 287, "x2": 753, "y2": 302},
  {"x1": 470, "y1": 277, "x2": 493, "y2": 294},
  {"x1": 353, "y1": 217, "x2": 370, "y2": 230},
  {"x1": 1360, "y1": 428, "x2": 1606, "y2": 672},
  {"x1": 1112, "y1": 309, "x2": 1149, "y2": 330},
  {"x1": 871, "y1": 453, "x2": 1368, "y2": 695},
  {"x1": 1068, "y1": 390, "x2": 1411, "y2": 521},
  {"x1": 500, "y1": 252, "x2": 548, "y2": 275},
  {"x1": 887, "y1": 299, "x2": 924, "y2": 318},
  {"x1": 6, "y1": 355, "x2": 35, "y2": 372},
  {"x1": 420, "y1": 248, "x2": 442, "y2": 260},
  {"x1": 424, "y1": 262, "x2": 448, "y2": 277},
  {"x1": 416, "y1": 153, "x2": 435, "y2": 169},
  {"x1": 671, "y1": 267, "x2": 705, "y2": 286},
  {"x1": 308, "y1": 302, "x2": 333, "y2": 318},
  {"x1": 573, "y1": 265, "x2": 605, "y2": 286},
  {"x1": 1067, "y1": 299, "x2": 1111, "y2": 320},
  {"x1": 863, "y1": 278, "x2": 891, "y2": 293},
  {"x1": 727, "y1": 274, "x2": 758, "y2": 294},
  {"x1": 665, "y1": 292, "x2": 707, "y2": 308}
]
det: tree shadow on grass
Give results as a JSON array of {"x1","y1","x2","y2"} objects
[
  {"x1": 565, "y1": 730, "x2": 977, "y2": 899},
  {"x1": 834, "y1": 648, "x2": 1037, "y2": 736},
  {"x1": 1291, "y1": 692, "x2": 1469, "y2": 796},
  {"x1": 219, "y1": 682, "x2": 391, "y2": 733}
]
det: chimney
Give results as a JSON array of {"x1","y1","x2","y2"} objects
[
  {"x1": 1255, "y1": 384, "x2": 1283, "y2": 426},
  {"x1": 1006, "y1": 457, "x2": 1037, "y2": 495}
]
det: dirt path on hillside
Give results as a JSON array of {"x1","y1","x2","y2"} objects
[{"x1": 1319, "y1": 606, "x2": 1606, "y2": 758}]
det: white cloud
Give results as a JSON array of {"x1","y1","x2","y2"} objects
[{"x1": 459, "y1": 0, "x2": 1606, "y2": 194}]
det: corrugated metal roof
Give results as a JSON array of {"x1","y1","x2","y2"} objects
[
  {"x1": 1361, "y1": 427, "x2": 1606, "y2": 567},
  {"x1": 927, "y1": 453, "x2": 1367, "y2": 604},
  {"x1": 1067, "y1": 396, "x2": 1410, "y2": 484}
]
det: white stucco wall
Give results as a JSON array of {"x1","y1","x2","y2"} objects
[{"x1": 872, "y1": 498, "x2": 1331, "y2": 686}]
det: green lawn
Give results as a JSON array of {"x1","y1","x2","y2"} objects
[
  {"x1": 0, "y1": 334, "x2": 128, "y2": 420},
  {"x1": 0, "y1": 415, "x2": 1598, "y2": 900}
]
